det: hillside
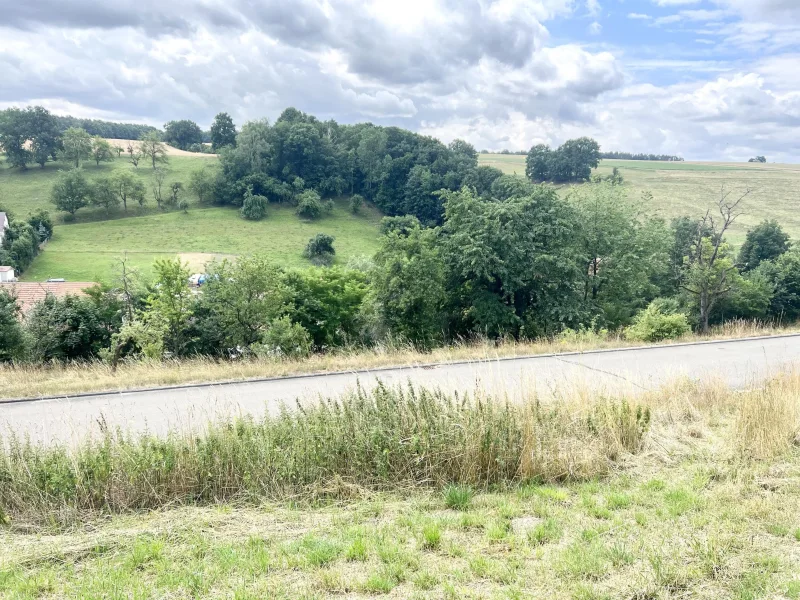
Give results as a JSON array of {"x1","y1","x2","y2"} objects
[
  {"x1": 479, "y1": 155, "x2": 800, "y2": 245},
  {"x1": 1, "y1": 153, "x2": 382, "y2": 282}
]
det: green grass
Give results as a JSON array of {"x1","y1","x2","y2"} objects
[
  {"x1": 2, "y1": 439, "x2": 798, "y2": 598},
  {"x1": 0, "y1": 155, "x2": 207, "y2": 221},
  {"x1": 22, "y1": 201, "x2": 382, "y2": 282},
  {"x1": 479, "y1": 154, "x2": 800, "y2": 245},
  {"x1": 1, "y1": 154, "x2": 382, "y2": 282}
]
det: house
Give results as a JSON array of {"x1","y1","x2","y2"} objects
[
  {"x1": 0, "y1": 266, "x2": 15, "y2": 283},
  {"x1": 0, "y1": 281, "x2": 96, "y2": 316},
  {"x1": 0, "y1": 212, "x2": 8, "y2": 245}
]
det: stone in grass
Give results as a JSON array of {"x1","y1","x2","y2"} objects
[{"x1": 510, "y1": 516, "x2": 543, "y2": 536}]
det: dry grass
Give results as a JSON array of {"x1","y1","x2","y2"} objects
[
  {"x1": 1, "y1": 319, "x2": 796, "y2": 400},
  {"x1": 103, "y1": 138, "x2": 218, "y2": 158}
]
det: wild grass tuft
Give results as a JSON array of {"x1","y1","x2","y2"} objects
[{"x1": 0, "y1": 382, "x2": 649, "y2": 523}]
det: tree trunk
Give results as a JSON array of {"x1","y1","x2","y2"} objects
[{"x1": 700, "y1": 291, "x2": 710, "y2": 334}]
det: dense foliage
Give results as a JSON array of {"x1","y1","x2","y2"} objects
[
  {"x1": 525, "y1": 138, "x2": 601, "y2": 183},
  {"x1": 0, "y1": 210, "x2": 51, "y2": 274}
]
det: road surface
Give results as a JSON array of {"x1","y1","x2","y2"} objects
[{"x1": 3, "y1": 335, "x2": 800, "y2": 445}]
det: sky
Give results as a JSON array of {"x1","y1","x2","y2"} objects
[{"x1": 1, "y1": 0, "x2": 799, "y2": 161}]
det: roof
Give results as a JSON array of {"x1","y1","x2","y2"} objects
[
  {"x1": 0, "y1": 282, "x2": 97, "y2": 315},
  {"x1": 0, "y1": 266, "x2": 13, "y2": 272}
]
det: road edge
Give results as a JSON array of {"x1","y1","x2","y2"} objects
[{"x1": 4, "y1": 332, "x2": 799, "y2": 405}]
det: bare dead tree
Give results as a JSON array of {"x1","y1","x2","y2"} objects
[{"x1": 681, "y1": 186, "x2": 751, "y2": 333}]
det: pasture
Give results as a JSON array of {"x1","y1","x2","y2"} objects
[
  {"x1": 22, "y1": 201, "x2": 382, "y2": 282},
  {"x1": 480, "y1": 154, "x2": 800, "y2": 245}
]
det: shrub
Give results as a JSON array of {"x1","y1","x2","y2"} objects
[
  {"x1": 252, "y1": 316, "x2": 312, "y2": 359},
  {"x1": 296, "y1": 190, "x2": 323, "y2": 220},
  {"x1": 303, "y1": 233, "x2": 335, "y2": 266},
  {"x1": 349, "y1": 194, "x2": 364, "y2": 214},
  {"x1": 240, "y1": 187, "x2": 268, "y2": 220},
  {"x1": 625, "y1": 301, "x2": 691, "y2": 342}
]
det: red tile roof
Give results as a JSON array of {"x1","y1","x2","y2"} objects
[{"x1": 0, "y1": 282, "x2": 97, "y2": 315}]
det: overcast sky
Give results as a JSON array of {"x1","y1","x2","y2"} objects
[{"x1": 1, "y1": 0, "x2": 799, "y2": 161}]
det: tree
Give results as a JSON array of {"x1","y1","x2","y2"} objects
[
  {"x1": 284, "y1": 267, "x2": 368, "y2": 348},
  {"x1": 28, "y1": 106, "x2": 60, "y2": 168},
  {"x1": 303, "y1": 233, "x2": 335, "y2": 265},
  {"x1": 202, "y1": 255, "x2": 289, "y2": 348},
  {"x1": 525, "y1": 144, "x2": 552, "y2": 181},
  {"x1": 112, "y1": 171, "x2": 146, "y2": 212},
  {"x1": 441, "y1": 186, "x2": 582, "y2": 338},
  {"x1": 25, "y1": 292, "x2": 119, "y2": 361},
  {"x1": 60, "y1": 127, "x2": 92, "y2": 168},
  {"x1": 139, "y1": 131, "x2": 169, "y2": 169},
  {"x1": 168, "y1": 181, "x2": 183, "y2": 207},
  {"x1": 27, "y1": 209, "x2": 53, "y2": 241},
  {"x1": 91, "y1": 176, "x2": 121, "y2": 215},
  {"x1": 91, "y1": 136, "x2": 115, "y2": 166},
  {"x1": 210, "y1": 112, "x2": 237, "y2": 151},
  {"x1": 357, "y1": 128, "x2": 388, "y2": 196},
  {"x1": 126, "y1": 141, "x2": 142, "y2": 168},
  {"x1": 163, "y1": 120, "x2": 203, "y2": 150},
  {"x1": 737, "y1": 219, "x2": 790, "y2": 272},
  {"x1": 448, "y1": 139, "x2": 478, "y2": 161},
  {"x1": 371, "y1": 226, "x2": 448, "y2": 347},
  {"x1": 240, "y1": 186, "x2": 268, "y2": 220},
  {"x1": 349, "y1": 193, "x2": 364, "y2": 214},
  {"x1": 568, "y1": 183, "x2": 670, "y2": 326},
  {"x1": 51, "y1": 169, "x2": 91, "y2": 215},
  {"x1": 296, "y1": 189, "x2": 324, "y2": 220},
  {"x1": 189, "y1": 166, "x2": 216, "y2": 204},
  {"x1": 0, "y1": 289, "x2": 26, "y2": 361},
  {"x1": 0, "y1": 108, "x2": 32, "y2": 169},
  {"x1": 748, "y1": 156, "x2": 767, "y2": 163},
  {"x1": 146, "y1": 258, "x2": 194, "y2": 355},
  {"x1": 681, "y1": 187, "x2": 750, "y2": 333},
  {"x1": 151, "y1": 168, "x2": 166, "y2": 209}
]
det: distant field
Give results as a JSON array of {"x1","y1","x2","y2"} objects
[
  {"x1": 479, "y1": 154, "x2": 800, "y2": 245},
  {"x1": 104, "y1": 139, "x2": 217, "y2": 158},
  {"x1": 23, "y1": 201, "x2": 382, "y2": 282},
  {"x1": 0, "y1": 154, "x2": 208, "y2": 221}
]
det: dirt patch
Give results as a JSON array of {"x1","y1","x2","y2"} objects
[
  {"x1": 178, "y1": 253, "x2": 236, "y2": 272},
  {"x1": 105, "y1": 139, "x2": 217, "y2": 158}
]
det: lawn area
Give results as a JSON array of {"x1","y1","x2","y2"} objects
[
  {"x1": 2, "y1": 401, "x2": 798, "y2": 598},
  {"x1": 479, "y1": 154, "x2": 800, "y2": 245},
  {"x1": 0, "y1": 154, "x2": 211, "y2": 222},
  {"x1": 22, "y1": 201, "x2": 382, "y2": 282}
]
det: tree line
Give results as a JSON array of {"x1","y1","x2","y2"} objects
[
  {"x1": 600, "y1": 152, "x2": 684, "y2": 162},
  {"x1": 3, "y1": 180, "x2": 798, "y2": 363}
]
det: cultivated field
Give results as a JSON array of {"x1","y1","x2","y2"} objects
[
  {"x1": 104, "y1": 138, "x2": 218, "y2": 157},
  {"x1": 480, "y1": 155, "x2": 800, "y2": 245}
]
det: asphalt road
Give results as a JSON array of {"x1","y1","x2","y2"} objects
[{"x1": 3, "y1": 335, "x2": 800, "y2": 446}]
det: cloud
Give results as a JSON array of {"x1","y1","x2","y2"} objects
[
  {"x1": 652, "y1": 0, "x2": 701, "y2": 5},
  {"x1": 1, "y1": 0, "x2": 800, "y2": 161}
]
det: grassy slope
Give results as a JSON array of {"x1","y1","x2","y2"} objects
[
  {"x1": 2, "y1": 401, "x2": 799, "y2": 598},
  {"x1": 23, "y1": 201, "x2": 382, "y2": 282},
  {"x1": 479, "y1": 155, "x2": 800, "y2": 245},
  {"x1": 0, "y1": 156, "x2": 382, "y2": 282}
]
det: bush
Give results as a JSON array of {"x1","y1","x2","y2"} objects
[
  {"x1": 349, "y1": 194, "x2": 364, "y2": 214},
  {"x1": 625, "y1": 301, "x2": 691, "y2": 342},
  {"x1": 296, "y1": 190, "x2": 323, "y2": 220},
  {"x1": 303, "y1": 233, "x2": 336, "y2": 266},
  {"x1": 252, "y1": 316, "x2": 312, "y2": 359},
  {"x1": 240, "y1": 187, "x2": 268, "y2": 220}
]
